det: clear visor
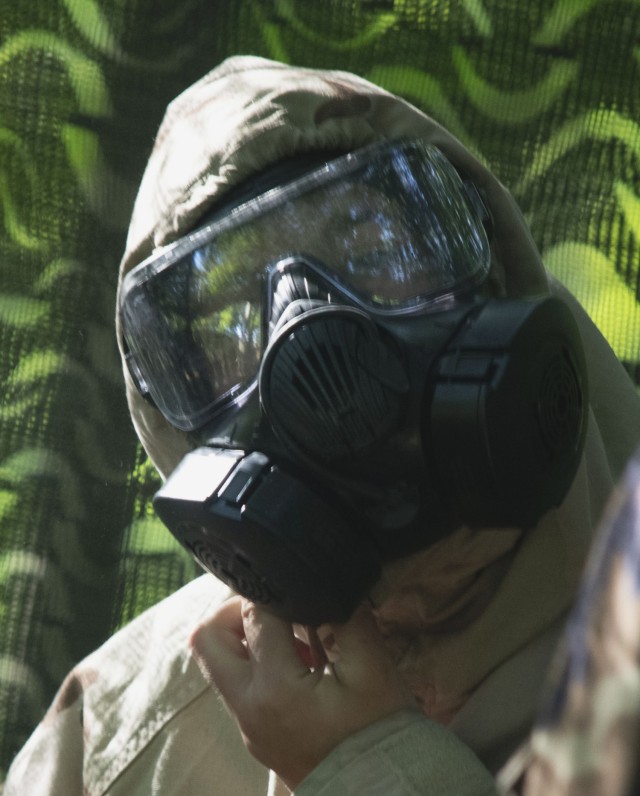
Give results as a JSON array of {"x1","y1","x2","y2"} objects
[{"x1": 120, "y1": 139, "x2": 491, "y2": 431}]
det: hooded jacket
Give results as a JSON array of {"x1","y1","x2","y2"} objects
[{"x1": 4, "y1": 56, "x2": 640, "y2": 796}]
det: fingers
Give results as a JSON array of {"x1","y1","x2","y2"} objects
[
  {"x1": 305, "y1": 626, "x2": 329, "y2": 671},
  {"x1": 190, "y1": 598, "x2": 313, "y2": 697},
  {"x1": 242, "y1": 600, "x2": 312, "y2": 678},
  {"x1": 190, "y1": 597, "x2": 404, "y2": 709},
  {"x1": 324, "y1": 603, "x2": 388, "y2": 675},
  {"x1": 189, "y1": 597, "x2": 415, "y2": 789},
  {"x1": 323, "y1": 604, "x2": 414, "y2": 707},
  {"x1": 190, "y1": 597, "x2": 251, "y2": 696}
]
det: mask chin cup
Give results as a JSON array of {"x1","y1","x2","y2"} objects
[{"x1": 152, "y1": 446, "x2": 381, "y2": 626}]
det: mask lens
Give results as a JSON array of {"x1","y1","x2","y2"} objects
[
  {"x1": 332, "y1": 146, "x2": 489, "y2": 307},
  {"x1": 121, "y1": 251, "x2": 262, "y2": 430},
  {"x1": 120, "y1": 138, "x2": 491, "y2": 431}
]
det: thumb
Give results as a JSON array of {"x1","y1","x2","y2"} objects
[
  {"x1": 189, "y1": 597, "x2": 250, "y2": 695},
  {"x1": 321, "y1": 602, "x2": 390, "y2": 676},
  {"x1": 325, "y1": 603, "x2": 416, "y2": 709}
]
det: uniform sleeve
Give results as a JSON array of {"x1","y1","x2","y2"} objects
[
  {"x1": 2, "y1": 676, "x2": 85, "y2": 796},
  {"x1": 295, "y1": 709, "x2": 500, "y2": 796},
  {"x1": 3, "y1": 576, "x2": 252, "y2": 796}
]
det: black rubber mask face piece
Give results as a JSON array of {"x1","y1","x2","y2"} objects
[
  {"x1": 121, "y1": 139, "x2": 587, "y2": 625},
  {"x1": 153, "y1": 254, "x2": 588, "y2": 626}
]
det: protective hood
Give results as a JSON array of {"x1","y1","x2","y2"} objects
[{"x1": 117, "y1": 56, "x2": 640, "y2": 767}]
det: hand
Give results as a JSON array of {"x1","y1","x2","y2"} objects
[{"x1": 190, "y1": 597, "x2": 415, "y2": 791}]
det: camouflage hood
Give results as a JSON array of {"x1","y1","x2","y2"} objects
[{"x1": 116, "y1": 56, "x2": 640, "y2": 767}]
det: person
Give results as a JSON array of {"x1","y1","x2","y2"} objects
[
  {"x1": 498, "y1": 445, "x2": 640, "y2": 796},
  {"x1": 4, "y1": 56, "x2": 640, "y2": 795}
]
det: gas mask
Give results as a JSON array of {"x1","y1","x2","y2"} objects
[{"x1": 120, "y1": 139, "x2": 588, "y2": 625}]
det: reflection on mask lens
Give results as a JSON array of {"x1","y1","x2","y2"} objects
[{"x1": 120, "y1": 138, "x2": 491, "y2": 430}]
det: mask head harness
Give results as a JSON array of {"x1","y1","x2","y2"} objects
[{"x1": 120, "y1": 139, "x2": 588, "y2": 625}]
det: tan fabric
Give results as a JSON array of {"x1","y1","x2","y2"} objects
[
  {"x1": 2, "y1": 576, "x2": 498, "y2": 796},
  {"x1": 3, "y1": 577, "x2": 269, "y2": 795}
]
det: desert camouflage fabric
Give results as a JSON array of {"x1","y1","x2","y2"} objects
[{"x1": 499, "y1": 448, "x2": 640, "y2": 796}]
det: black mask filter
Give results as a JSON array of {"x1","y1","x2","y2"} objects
[{"x1": 153, "y1": 257, "x2": 588, "y2": 625}]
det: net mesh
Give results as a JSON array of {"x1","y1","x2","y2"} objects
[{"x1": 0, "y1": 0, "x2": 638, "y2": 776}]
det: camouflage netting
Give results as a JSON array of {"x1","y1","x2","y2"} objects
[{"x1": 0, "y1": 0, "x2": 639, "y2": 778}]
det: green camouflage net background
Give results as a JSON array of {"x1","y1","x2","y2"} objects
[{"x1": 0, "y1": 0, "x2": 639, "y2": 778}]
